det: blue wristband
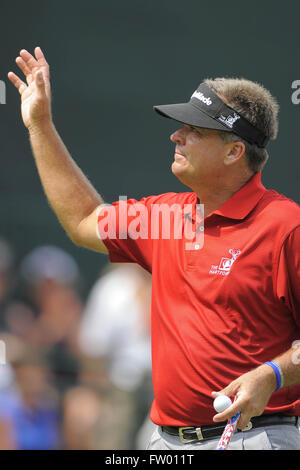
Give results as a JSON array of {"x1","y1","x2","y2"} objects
[{"x1": 264, "y1": 361, "x2": 284, "y2": 391}]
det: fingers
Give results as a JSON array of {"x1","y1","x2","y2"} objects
[
  {"x1": 34, "y1": 47, "x2": 50, "y2": 78},
  {"x1": 235, "y1": 412, "x2": 252, "y2": 430},
  {"x1": 19, "y1": 47, "x2": 49, "y2": 78},
  {"x1": 7, "y1": 71, "x2": 27, "y2": 95},
  {"x1": 34, "y1": 46, "x2": 46, "y2": 63},
  {"x1": 8, "y1": 67, "x2": 46, "y2": 98},
  {"x1": 212, "y1": 396, "x2": 251, "y2": 430},
  {"x1": 213, "y1": 399, "x2": 241, "y2": 421},
  {"x1": 211, "y1": 388, "x2": 253, "y2": 430},
  {"x1": 211, "y1": 383, "x2": 241, "y2": 422},
  {"x1": 211, "y1": 381, "x2": 239, "y2": 403},
  {"x1": 34, "y1": 70, "x2": 47, "y2": 100},
  {"x1": 15, "y1": 56, "x2": 33, "y2": 84},
  {"x1": 19, "y1": 48, "x2": 39, "y2": 72},
  {"x1": 11, "y1": 47, "x2": 50, "y2": 98}
]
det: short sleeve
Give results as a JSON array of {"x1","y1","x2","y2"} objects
[
  {"x1": 276, "y1": 226, "x2": 300, "y2": 325},
  {"x1": 97, "y1": 195, "x2": 161, "y2": 273}
]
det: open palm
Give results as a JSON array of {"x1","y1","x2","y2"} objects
[{"x1": 8, "y1": 47, "x2": 51, "y2": 129}]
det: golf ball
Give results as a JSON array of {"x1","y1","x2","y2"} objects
[{"x1": 213, "y1": 395, "x2": 232, "y2": 413}]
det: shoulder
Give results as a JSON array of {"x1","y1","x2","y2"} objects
[
  {"x1": 257, "y1": 189, "x2": 300, "y2": 239},
  {"x1": 139, "y1": 191, "x2": 195, "y2": 206},
  {"x1": 261, "y1": 189, "x2": 300, "y2": 220}
]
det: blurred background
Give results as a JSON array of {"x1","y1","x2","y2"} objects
[{"x1": 0, "y1": 0, "x2": 299, "y2": 449}]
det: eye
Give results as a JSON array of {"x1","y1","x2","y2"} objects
[{"x1": 189, "y1": 126, "x2": 202, "y2": 136}]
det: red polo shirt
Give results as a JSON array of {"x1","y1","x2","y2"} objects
[{"x1": 98, "y1": 172, "x2": 300, "y2": 426}]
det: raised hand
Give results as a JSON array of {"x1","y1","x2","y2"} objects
[{"x1": 8, "y1": 47, "x2": 51, "y2": 130}]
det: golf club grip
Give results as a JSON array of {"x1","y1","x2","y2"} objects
[{"x1": 216, "y1": 412, "x2": 240, "y2": 450}]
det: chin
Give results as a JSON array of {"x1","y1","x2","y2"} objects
[{"x1": 171, "y1": 164, "x2": 193, "y2": 187}]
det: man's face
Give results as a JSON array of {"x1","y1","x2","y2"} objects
[{"x1": 170, "y1": 125, "x2": 229, "y2": 188}]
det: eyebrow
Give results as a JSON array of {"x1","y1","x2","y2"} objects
[
  {"x1": 187, "y1": 125, "x2": 205, "y2": 135},
  {"x1": 188, "y1": 125, "x2": 218, "y2": 137}
]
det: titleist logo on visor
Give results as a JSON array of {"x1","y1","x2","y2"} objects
[{"x1": 191, "y1": 90, "x2": 212, "y2": 106}]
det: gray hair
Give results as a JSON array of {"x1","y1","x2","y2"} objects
[{"x1": 204, "y1": 77, "x2": 279, "y2": 172}]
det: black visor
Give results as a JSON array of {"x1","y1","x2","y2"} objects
[{"x1": 154, "y1": 83, "x2": 268, "y2": 148}]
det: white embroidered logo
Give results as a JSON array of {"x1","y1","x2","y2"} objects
[
  {"x1": 218, "y1": 112, "x2": 240, "y2": 128},
  {"x1": 191, "y1": 90, "x2": 212, "y2": 106},
  {"x1": 209, "y1": 249, "x2": 241, "y2": 276}
]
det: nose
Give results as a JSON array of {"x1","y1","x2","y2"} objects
[{"x1": 170, "y1": 127, "x2": 186, "y2": 145}]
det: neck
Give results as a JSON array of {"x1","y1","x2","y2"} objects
[{"x1": 193, "y1": 169, "x2": 254, "y2": 218}]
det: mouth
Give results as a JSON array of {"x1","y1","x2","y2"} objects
[
  {"x1": 175, "y1": 148, "x2": 185, "y2": 156},
  {"x1": 174, "y1": 150, "x2": 187, "y2": 163}
]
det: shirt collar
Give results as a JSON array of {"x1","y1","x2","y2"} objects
[
  {"x1": 210, "y1": 171, "x2": 266, "y2": 220},
  {"x1": 189, "y1": 171, "x2": 266, "y2": 222}
]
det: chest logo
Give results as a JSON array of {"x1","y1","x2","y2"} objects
[{"x1": 209, "y1": 249, "x2": 241, "y2": 276}]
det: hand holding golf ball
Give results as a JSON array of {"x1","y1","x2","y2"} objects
[{"x1": 213, "y1": 394, "x2": 232, "y2": 413}]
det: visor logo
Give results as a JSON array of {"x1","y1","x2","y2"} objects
[
  {"x1": 218, "y1": 112, "x2": 240, "y2": 128},
  {"x1": 191, "y1": 90, "x2": 212, "y2": 106}
]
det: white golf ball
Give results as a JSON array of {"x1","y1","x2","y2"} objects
[{"x1": 213, "y1": 395, "x2": 232, "y2": 413}]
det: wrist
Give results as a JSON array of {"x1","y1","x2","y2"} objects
[
  {"x1": 257, "y1": 363, "x2": 278, "y2": 393},
  {"x1": 263, "y1": 361, "x2": 284, "y2": 391},
  {"x1": 28, "y1": 117, "x2": 54, "y2": 136}
]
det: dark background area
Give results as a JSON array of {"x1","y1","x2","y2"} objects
[{"x1": 1, "y1": 0, "x2": 299, "y2": 297}]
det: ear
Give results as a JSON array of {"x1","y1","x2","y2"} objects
[{"x1": 224, "y1": 141, "x2": 245, "y2": 166}]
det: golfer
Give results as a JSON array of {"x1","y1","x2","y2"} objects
[{"x1": 8, "y1": 47, "x2": 300, "y2": 450}]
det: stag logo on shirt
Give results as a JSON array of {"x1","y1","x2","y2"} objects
[{"x1": 209, "y1": 249, "x2": 241, "y2": 276}]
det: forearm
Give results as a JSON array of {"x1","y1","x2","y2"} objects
[{"x1": 29, "y1": 120, "x2": 103, "y2": 242}]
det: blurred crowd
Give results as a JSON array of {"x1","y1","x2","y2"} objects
[{"x1": 0, "y1": 237, "x2": 154, "y2": 449}]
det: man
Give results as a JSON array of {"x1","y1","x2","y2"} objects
[{"x1": 8, "y1": 48, "x2": 300, "y2": 450}]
